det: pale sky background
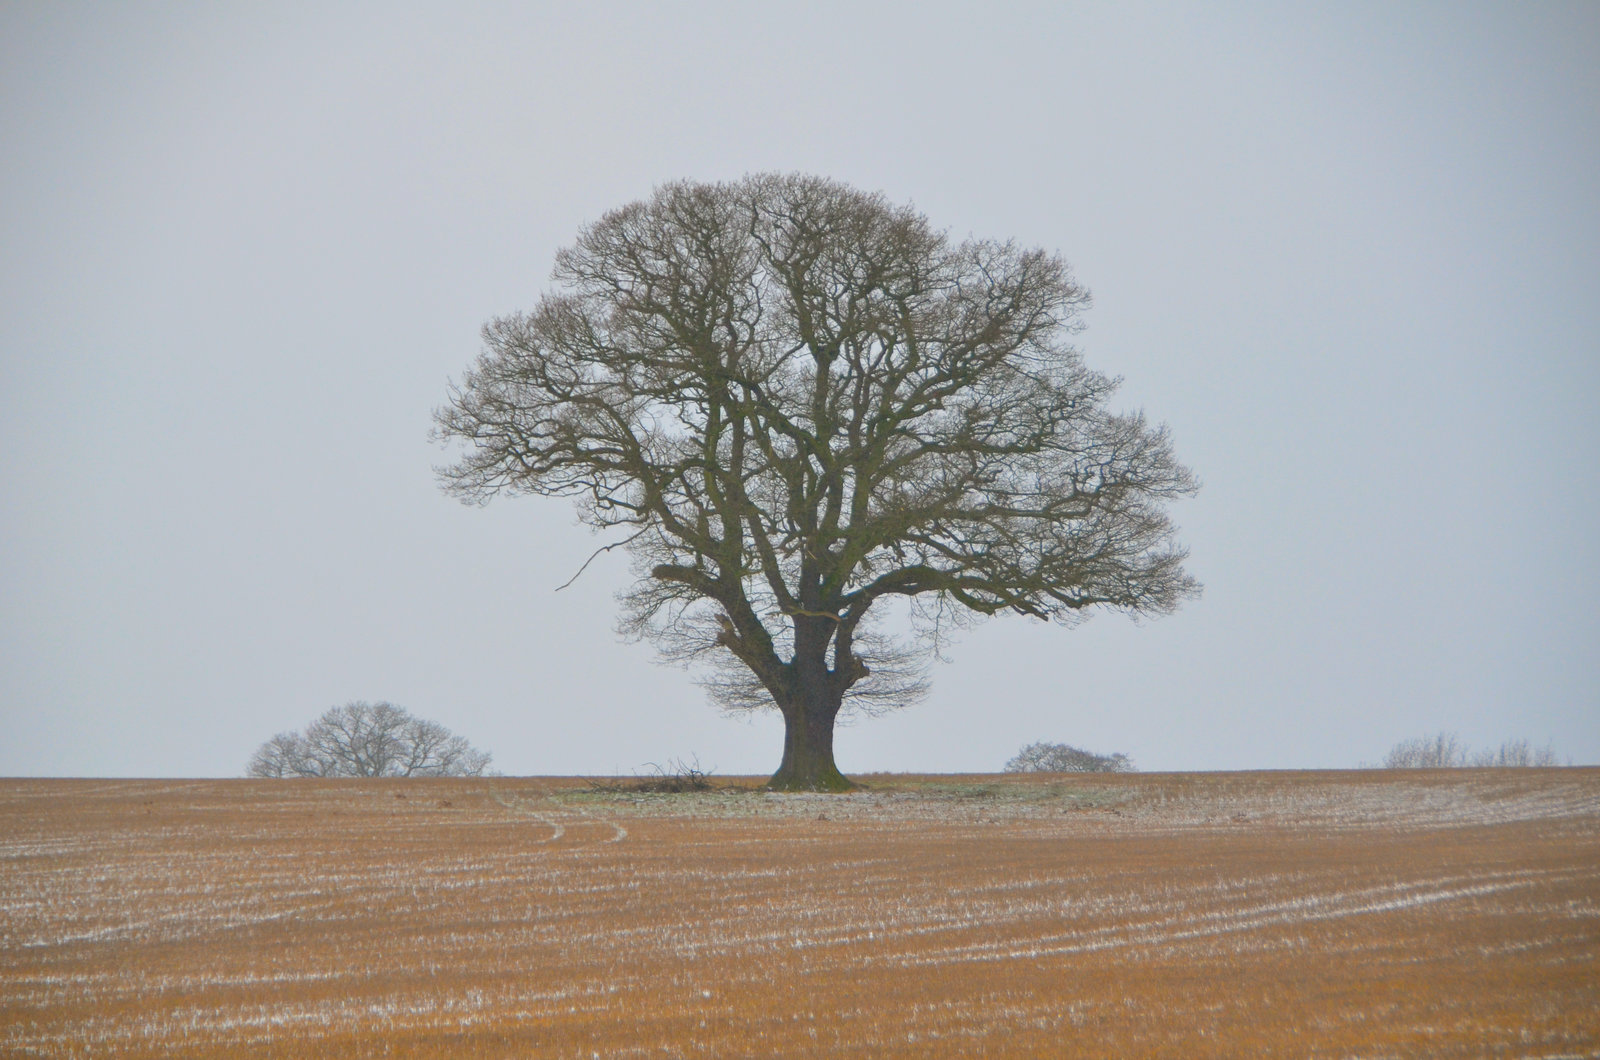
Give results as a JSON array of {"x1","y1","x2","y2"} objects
[{"x1": 2, "y1": 2, "x2": 1596, "y2": 779}]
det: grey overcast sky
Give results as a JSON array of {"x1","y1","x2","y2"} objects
[{"x1": 2, "y1": 2, "x2": 1596, "y2": 778}]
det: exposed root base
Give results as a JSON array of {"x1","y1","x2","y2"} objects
[{"x1": 764, "y1": 769, "x2": 856, "y2": 793}]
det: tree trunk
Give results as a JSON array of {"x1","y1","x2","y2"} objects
[
  {"x1": 766, "y1": 692, "x2": 852, "y2": 792},
  {"x1": 765, "y1": 614, "x2": 855, "y2": 792}
]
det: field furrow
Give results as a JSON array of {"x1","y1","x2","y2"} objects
[{"x1": 2, "y1": 771, "x2": 1596, "y2": 1058}]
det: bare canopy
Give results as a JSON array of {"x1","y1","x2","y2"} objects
[
  {"x1": 248, "y1": 702, "x2": 492, "y2": 778},
  {"x1": 1005, "y1": 741, "x2": 1136, "y2": 774},
  {"x1": 435, "y1": 174, "x2": 1198, "y2": 790}
]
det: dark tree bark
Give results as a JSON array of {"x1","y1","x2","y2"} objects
[
  {"x1": 766, "y1": 616, "x2": 853, "y2": 790},
  {"x1": 771, "y1": 697, "x2": 849, "y2": 792},
  {"x1": 434, "y1": 174, "x2": 1199, "y2": 791}
]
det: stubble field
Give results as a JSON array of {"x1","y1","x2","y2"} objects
[{"x1": 2, "y1": 769, "x2": 1597, "y2": 1058}]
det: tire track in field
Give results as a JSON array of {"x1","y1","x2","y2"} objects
[
  {"x1": 486, "y1": 789, "x2": 627, "y2": 846},
  {"x1": 14, "y1": 898, "x2": 347, "y2": 950},
  {"x1": 872, "y1": 867, "x2": 1587, "y2": 968},
  {"x1": 0, "y1": 780, "x2": 210, "y2": 803}
]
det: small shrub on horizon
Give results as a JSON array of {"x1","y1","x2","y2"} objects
[
  {"x1": 1005, "y1": 742, "x2": 1136, "y2": 774},
  {"x1": 586, "y1": 756, "x2": 721, "y2": 794}
]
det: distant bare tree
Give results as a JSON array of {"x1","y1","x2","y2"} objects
[
  {"x1": 248, "y1": 702, "x2": 492, "y2": 778},
  {"x1": 1382, "y1": 732, "x2": 1562, "y2": 769},
  {"x1": 1005, "y1": 741, "x2": 1135, "y2": 774},
  {"x1": 1383, "y1": 732, "x2": 1470, "y2": 769},
  {"x1": 1471, "y1": 739, "x2": 1561, "y2": 768},
  {"x1": 247, "y1": 731, "x2": 314, "y2": 778},
  {"x1": 435, "y1": 174, "x2": 1199, "y2": 790}
]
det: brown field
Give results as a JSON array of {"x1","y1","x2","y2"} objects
[{"x1": 2, "y1": 770, "x2": 1597, "y2": 1058}]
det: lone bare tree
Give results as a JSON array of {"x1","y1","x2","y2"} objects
[
  {"x1": 435, "y1": 174, "x2": 1198, "y2": 790},
  {"x1": 248, "y1": 702, "x2": 492, "y2": 778}
]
